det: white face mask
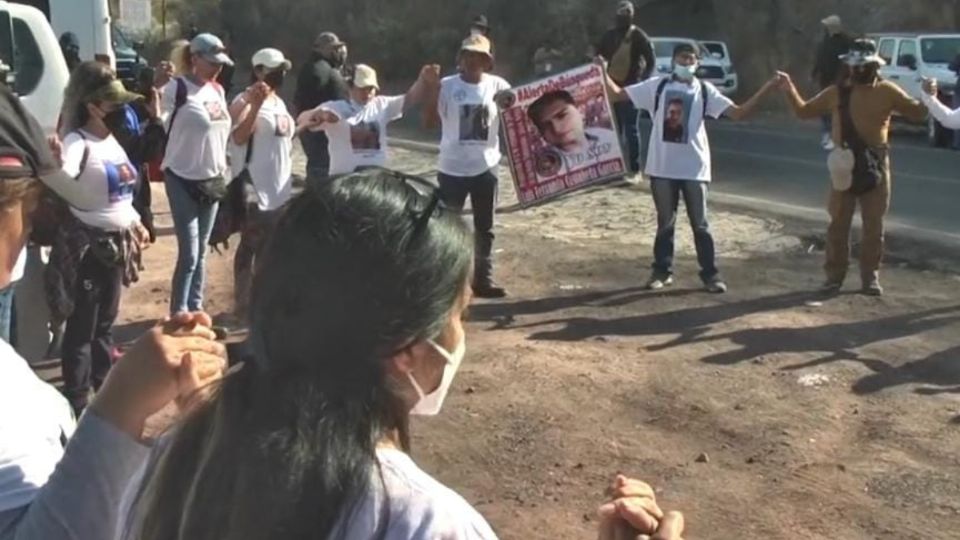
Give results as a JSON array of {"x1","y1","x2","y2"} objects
[
  {"x1": 407, "y1": 336, "x2": 466, "y2": 416},
  {"x1": 673, "y1": 63, "x2": 698, "y2": 81}
]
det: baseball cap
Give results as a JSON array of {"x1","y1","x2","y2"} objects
[
  {"x1": 0, "y1": 86, "x2": 74, "y2": 197},
  {"x1": 314, "y1": 32, "x2": 346, "y2": 52},
  {"x1": 251, "y1": 48, "x2": 292, "y2": 70},
  {"x1": 460, "y1": 34, "x2": 494, "y2": 59},
  {"x1": 840, "y1": 38, "x2": 886, "y2": 67},
  {"x1": 190, "y1": 33, "x2": 234, "y2": 66},
  {"x1": 821, "y1": 14, "x2": 842, "y2": 28},
  {"x1": 351, "y1": 64, "x2": 379, "y2": 89},
  {"x1": 85, "y1": 79, "x2": 143, "y2": 105},
  {"x1": 617, "y1": 1, "x2": 635, "y2": 15}
]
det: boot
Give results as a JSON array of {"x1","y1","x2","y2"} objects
[{"x1": 472, "y1": 258, "x2": 506, "y2": 299}]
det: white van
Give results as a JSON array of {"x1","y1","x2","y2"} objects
[
  {"x1": 871, "y1": 33, "x2": 960, "y2": 147},
  {"x1": 11, "y1": 0, "x2": 114, "y2": 67},
  {"x1": 0, "y1": 1, "x2": 69, "y2": 133}
]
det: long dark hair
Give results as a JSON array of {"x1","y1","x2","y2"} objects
[
  {"x1": 60, "y1": 61, "x2": 114, "y2": 135},
  {"x1": 128, "y1": 169, "x2": 473, "y2": 540}
]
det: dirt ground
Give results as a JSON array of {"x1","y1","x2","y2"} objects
[{"x1": 106, "y1": 146, "x2": 960, "y2": 540}]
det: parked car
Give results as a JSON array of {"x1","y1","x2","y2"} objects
[
  {"x1": 650, "y1": 37, "x2": 734, "y2": 96},
  {"x1": 112, "y1": 23, "x2": 147, "y2": 89},
  {"x1": 870, "y1": 32, "x2": 960, "y2": 147},
  {"x1": 0, "y1": 0, "x2": 69, "y2": 133},
  {"x1": 700, "y1": 40, "x2": 739, "y2": 95}
]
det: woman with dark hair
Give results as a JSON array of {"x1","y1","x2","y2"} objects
[
  {"x1": 52, "y1": 61, "x2": 152, "y2": 415},
  {"x1": 777, "y1": 38, "x2": 927, "y2": 297},
  {"x1": 116, "y1": 169, "x2": 685, "y2": 540},
  {"x1": 160, "y1": 34, "x2": 233, "y2": 316}
]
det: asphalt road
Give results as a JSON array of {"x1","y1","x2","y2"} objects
[{"x1": 637, "y1": 118, "x2": 959, "y2": 240}]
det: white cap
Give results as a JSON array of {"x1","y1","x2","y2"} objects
[
  {"x1": 352, "y1": 64, "x2": 379, "y2": 89},
  {"x1": 251, "y1": 48, "x2": 291, "y2": 70},
  {"x1": 821, "y1": 15, "x2": 842, "y2": 29}
]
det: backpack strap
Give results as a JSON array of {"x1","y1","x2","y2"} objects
[
  {"x1": 837, "y1": 85, "x2": 865, "y2": 150},
  {"x1": 700, "y1": 79, "x2": 709, "y2": 118},
  {"x1": 72, "y1": 130, "x2": 91, "y2": 179},
  {"x1": 165, "y1": 77, "x2": 188, "y2": 138},
  {"x1": 653, "y1": 78, "x2": 670, "y2": 115}
]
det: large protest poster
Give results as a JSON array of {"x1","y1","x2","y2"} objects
[{"x1": 499, "y1": 64, "x2": 626, "y2": 207}]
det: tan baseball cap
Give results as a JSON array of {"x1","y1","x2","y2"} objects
[
  {"x1": 460, "y1": 34, "x2": 493, "y2": 60},
  {"x1": 251, "y1": 48, "x2": 291, "y2": 70},
  {"x1": 352, "y1": 64, "x2": 379, "y2": 89}
]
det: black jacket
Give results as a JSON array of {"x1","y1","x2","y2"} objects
[
  {"x1": 294, "y1": 54, "x2": 349, "y2": 114},
  {"x1": 597, "y1": 25, "x2": 656, "y2": 86},
  {"x1": 813, "y1": 33, "x2": 854, "y2": 89}
]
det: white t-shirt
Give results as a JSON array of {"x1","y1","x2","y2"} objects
[
  {"x1": 161, "y1": 78, "x2": 231, "y2": 180},
  {"x1": 0, "y1": 339, "x2": 75, "y2": 513},
  {"x1": 228, "y1": 95, "x2": 295, "y2": 211},
  {"x1": 11, "y1": 248, "x2": 26, "y2": 283},
  {"x1": 319, "y1": 95, "x2": 405, "y2": 176},
  {"x1": 438, "y1": 74, "x2": 511, "y2": 177},
  {"x1": 626, "y1": 76, "x2": 733, "y2": 182},
  {"x1": 58, "y1": 130, "x2": 141, "y2": 231}
]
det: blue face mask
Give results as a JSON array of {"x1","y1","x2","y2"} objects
[{"x1": 673, "y1": 63, "x2": 699, "y2": 81}]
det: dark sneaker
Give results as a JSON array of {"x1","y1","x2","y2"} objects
[
  {"x1": 820, "y1": 280, "x2": 843, "y2": 294},
  {"x1": 704, "y1": 276, "x2": 728, "y2": 294},
  {"x1": 473, "y1": 281, "x2": 507, "y2": 299},
  {"x1": 862, "y1": 280, "x2": 884, "y2": 297},
  {"x1": 645, "y1": 274, "x2": 674, "y2": 290}
]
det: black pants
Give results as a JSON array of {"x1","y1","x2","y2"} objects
[
  {"x1": 61, "y1": 250, "x2": 123, "y2": 415},
  {"x1": 438, "y1": 169, "x2": 498, "y2": 283},
  {"x1": 301, "y1": 130, "x2": 331, "y2": 179}
]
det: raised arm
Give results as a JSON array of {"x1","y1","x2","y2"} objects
[
  {"x1": 777, "y1": 71, "x2": 835, "y2": 120},
  {"x1": 595, "y1": 57, "x2": 629, "y2": 102},
  {"x1": 724, "y1": 75, "x2": 779, "y2": 121},
  {"x1": 921, "y1": 79, "x2": 960, "y2": 129},
  {"x1": 230, "y1": 82, "x2": 270, "y2": 145},
  {"x1": 888, "y1": 82, "x2": 927, "y2": 123},
  {"x1": 404, "y1": 64, "x2": 441, "y2": 110}
]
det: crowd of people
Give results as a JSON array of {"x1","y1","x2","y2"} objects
[{"x1": 0, "y1": 0, "x2": 956, "y2": 538}]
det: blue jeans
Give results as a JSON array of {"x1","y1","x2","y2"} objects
[
  {"x1": 650, "y1": 178, "x2": 718, "y2": 282},
  {"x1": 164, "y1": 172, "x2": 219, "y2": 314},
  {"x1": 0, "y1": 282, "x2": 15, "y2": 345},
  {"x1": 614, "y1": 100, "x2": 641, "y2": 173},
  {"x1": 300, "y1": 130, "x2": 330, "y2": 179}
]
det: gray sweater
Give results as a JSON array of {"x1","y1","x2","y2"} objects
[{"x1": 0, "y1": 412, "x2": 150, "y2": 540}]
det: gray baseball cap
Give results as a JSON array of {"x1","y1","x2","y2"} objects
[{"x1": 190, "y1": 33, "x2": 234, "y2": 66}]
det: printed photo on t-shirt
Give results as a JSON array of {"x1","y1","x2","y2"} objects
[
  {"x1": 205, "y1": 101, "x2": 228, "y2": 122},
  {"x1": 459, "y1": 104, "x2": 490, "y2": 141},
  {"x1": 275, "y1": 114, "x2": 292, "y2": 137},
  {"x1": 350, "y1": 121, "x2": 381, "y2": 151},
  {"x1": 661, "y1": 90, "x2": 693, "y2": 144},
  {"x1": 105, "y1": 161, "x2": 137, "y2": 202}
]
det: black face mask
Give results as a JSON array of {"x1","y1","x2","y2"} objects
[
  {"x1": 103, "y1": 109, "x2": 127, "y2": 132},
  {"x1": 264, "y1": 70, "x2": 285, "y2": 89},
  {"x1": 852, "y1": 67, "x2": 876, "y2": 84},
  {"x1": 616, "y1": 14, "x2": 633, "y2": 29}
]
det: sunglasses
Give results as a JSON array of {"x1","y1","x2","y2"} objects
[{"x1": 391, "y1": 170, "x2": 444, "y2": 231}]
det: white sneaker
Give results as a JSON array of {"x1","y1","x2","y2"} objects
[
  {"x1": 645, "y1": 274, "x2": 674, "y2": 290},
  {"x1": 821, "y1": 134, "x2": 835, "y2": 151}
]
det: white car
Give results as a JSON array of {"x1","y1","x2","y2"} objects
[
  {"x1": 0, "y1": 1, "x2": 70, "y2": 133},
  {"x1": 871, "y1": 33, "x2": 960, "y2": 147},
  {"x1": 650, "y1": 37, "x2": 734, "y2": 96},
  {"x1": 700, "y1": 40, "x2": 739, "y2": 95}
]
